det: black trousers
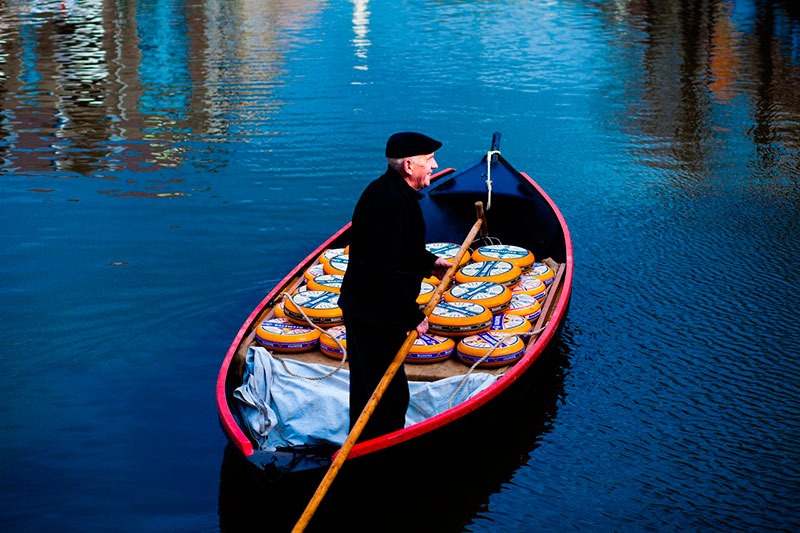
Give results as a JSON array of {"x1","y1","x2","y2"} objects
[{"x1": 343, "y1": 314, "x2": 409, "y2": 441}]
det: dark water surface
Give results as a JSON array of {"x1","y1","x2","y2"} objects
[{"x1": 2, "y1": 0, "x2": 799, "y2": 531}]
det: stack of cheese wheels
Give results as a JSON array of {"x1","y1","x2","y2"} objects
[
  {"x1": 255, "y1": 317, "x2": 321, "y2": 353},
  {"x1": 512, "y1": 273, "x2": 547, "y2": 302},
  {"x1": 428, "y1": 301, "x2": 492, "y2": 337},
  {"x1": 455, "y1": 260, "x2": 522, "y2": 288},
  {"x1": 417, "y1": 281, "x2": 437, "y2": 307},
  {"x1": 304, "y1": 263, "x2": 325, "y2": 282},
  {"x1": 488, "y1": 313, "x2": 533, "y2": 336},
  {"x1": 324, "y1": 254, "x2": 349, "y2": 276},
  {"x1": 529, "y1": 262, "x2": 555, "y2": 286},
  {"x1": 308, "y1": 274, "x2": 344, "y2": 294},
  {"x1": 444, "y1": 280, "x2": 512, "y2": 315},
  {"x1": 472, "y1": 244, "x2": 535, "y2": 272},
  {"x1": 456, "y1": 332, "x2": 527, "y2": 367},
  {"x1": 318, "y1": 248, "x2": 345, "y2": 269},
  {"x1": 283, "y1": 290, "x2": 344, "y2": 327},
  {"x1": 319, "y1": 324, "x2": 347, "y2": 359},
  {"x1": 426, "y1": 242, "x2": 472, "y2": 267},
  {"x1": 406, "y1": 334, "x2": 455, "y2": 363},
  {"x1": 506, "y1": 293, "x2": 541, "y2": 323}
]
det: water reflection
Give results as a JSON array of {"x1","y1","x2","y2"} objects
[{"x1": 0, "y1": 0, "x2": 324, "y2": 177}]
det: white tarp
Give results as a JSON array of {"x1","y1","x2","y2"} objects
[{"x1": 234, "y1": 346, "x2": 499, "y2": 451}]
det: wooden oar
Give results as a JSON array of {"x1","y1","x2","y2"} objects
[{"x1": 291, "y1": 206, "x2": 485, "y2": 533}]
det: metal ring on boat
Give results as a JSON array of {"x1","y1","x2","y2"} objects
[
  {"x1": 488, "y1": 313, "x2": 533, "y2": 335},
  {"x1": 506, "y1": 293, "x2": 541, "y2": 322},
  {"x1": 511, "y1": 274, "x2": 547, "y2": 301},
  {"x1": 455, "y1": 260, "x2": 521, "y2": 288},
  {"x1": 319, "y1": 324, "x2": 347, "y2": 359},
  {"x1": 427, "y1": 301, "x2": 492, "y2": 336},
  {"x1": 456, "y1": 332, "x2": 526, "y2": 367},
  {"x1": 283, "y1": 290, "x2": 344, "y2": 327},
  {"x1": 406, "y1": 334, "x2": 455, "y2": 363},
  {"x1": 307, "y1": 274, "x2": 344, "y2": 294},
  {"x1": 529, "y1": 262, "x2": 555, "y2": 285},
  {"x1": 255, "y1": 317, "x2": 321, "y2": 353},
  {"x1": 472, "y1": 244, "x2": 535, "y2": 271},
  {"x1": 444, "y1": 280, "x2": 512, "y2": 315},
  {"x1": 323, "y1": 253, "x2": 349, "y2": 275}
]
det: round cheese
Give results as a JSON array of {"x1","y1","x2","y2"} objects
[
  {"x1": 319, "y1": 324, "x2": 347, "y2": 359},
  {"x1": 456, "y1": 332, "x2": 526, "y2": 367},
  {"x1": 318, "y1": 248, "x2": 346, "y2": 269},
  {"x1": 283, "y1": 290, "x2": 344, "y2": 327},
  {"x1": 455, "y1": 260, "x2": 521, "y2": 288},
  {"x1": 426, "y1": 242, "x2": 471, "y2": 266},
  {"x1": 488, "y1": 313, "x2": 533, "y2": 336},
  {"x1": 308, "y1": 274, "x2": 344, "y2": 294},
  {"x1": 304, "y1": 263, "x2": 325, "y2": 282},
  {"x1": 417, "y1": 281, "x2": 437, "y2": 307},
  {"x1": 324, "y1": 253, "x2": 349, "y2": 275},
  {"x1": 406, "y1": 334, "x2": 455, "y2": 363},
  {"x1": 428, "y1": 301, "x2": 492, "y2": 337},
  {"x1": 529, "y1": 262, "x2": 555, "y2": 286},
  {"x1": 506, "y1": 293, "x2": 541, "y2": 322},
  {"x1": 511, "y1": 274, "x2": 547, "y2": 301},
  {"x1": 255, "y1": 317, "x2": 320, "y2": 353},
  {"x1": 472, "y1": 244, "x2": 535, "y2": 271},
  {"x1": 444, "y1": 281, "x2": 512, "y2": 314}
]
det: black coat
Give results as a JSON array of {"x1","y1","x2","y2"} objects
[{"x1": 339, "y1": 166, "x2": 438, "y2": 331}]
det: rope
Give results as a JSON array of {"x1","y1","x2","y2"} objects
[
  {"x1": 271, "y1": 291, "x2": 348, "y2": 381},
  {"x1": 485, "y1": 150, "x2": 501, "y2": 211},
  {"x1": 447, "y1": 323, "x2": 547, "y2": 409}
]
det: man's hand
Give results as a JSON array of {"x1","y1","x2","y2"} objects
[
  {"x1": 431, "y1": 257, "x2": 452, "y2": 280},
  {"x1": 414, "y1": 316, "x2": 429, "y2": 337}
]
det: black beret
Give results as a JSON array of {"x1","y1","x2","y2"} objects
[{"x1": 385, "y1": 132, "x2": 442, "y2": 158}]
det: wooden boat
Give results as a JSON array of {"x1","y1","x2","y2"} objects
[{"x1": 216, "y1": 132, "x2": 573, "y2": 479}]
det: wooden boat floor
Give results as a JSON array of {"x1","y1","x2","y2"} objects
[{"x1": 246, "y1": 258, "x2": 564, "y2": 383}]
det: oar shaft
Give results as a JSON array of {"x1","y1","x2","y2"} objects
[{"x1": 292, "y1": 217, "x2": 483, "y2": 533}]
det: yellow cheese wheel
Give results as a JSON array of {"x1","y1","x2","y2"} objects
[
  {"x1": 307, "y1": 274, "x2": 344, "y2": 294},
  {"x1": 511, "y1": 274, "x2": 547, "y2": 301},
  {"x1": 529, "y1": 262, "x2": 555, "y2": 285},
  {"x1": 472, "y1": 244, "x2": 535, "y2": 271},
  {"x1": 406, "y1": 334, "x2": 455, "y2": 363},
  {"x1": 456, "y1": 332, "x2": 526, "y2": 367},
  {"x1": 426, "y1": 242, "x2": 471, "y2": 266},
  {"x1": 304, "y1": 263, "x2": 325, "y2": 282},
  {"x1": 444, "y1": 281, "x2": 512, "y2": 315},
  {"x1": 317, "y1": 248, "x2": 346, "y2": 269},
  {"x1": 323, "y1": 253, "x2": 349, "y2": 275},
  {"x1": 274, "y1": 301, "x2": 287, "y2": 318},
  {"x1": 319, "y1": 324, "x2": 347, "y2": 359},
  {"x1": 255, "y1": 317, "x2": 321, "y2": 353},
  {"x1": 506, "y1": 293, "x2": 542, "y2": 322},
  {"x1": 455, "y1": 260, "x2": 521, "y2": 288},
  {"x1": 417, "y1": 281, "x2": 437, "y2": 307},
  {"x1": 284, "y1": 290, "x2": 344, "y2": 327},
  {"x1": 488, "y1": 313, "x2": 533, "y2": 336},
  {"x1": 428, "y1": 301, "x2": 492, "y2": 337}
]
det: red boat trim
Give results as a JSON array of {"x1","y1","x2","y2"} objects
[
  {"x1": 343, "y1": 171, "x2": 573, "y2": 460},
  {"x1": 216, "y1": 223, "x2": 352, "y2": 457}
]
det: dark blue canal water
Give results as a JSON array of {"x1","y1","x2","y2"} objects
[{"x1": 2, "y1": 0, "x2": 799, "y2": 531}]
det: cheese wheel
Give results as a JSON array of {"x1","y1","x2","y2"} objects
[
  {"x1": 444, "y1": 280, "x2": 511, "y2": 315},
  {"x1": 472, "y1": 244, "x2": 535, "y2": 271},
  {"x1": 255, "y1": 317, "x2": 320, "y2": 353},
  {"x1": 318, "y1": 248, "x2": 345, "y2": 269},
  {"x1": 324, "y1": 253, "x2": 349, "y2": 275},
  {"x1": 406, "y1": 334, "x2": 455, "y2": 363},
  {"x1": 426, "y1": 242, "x2": 471, "y2": 266},
  {"x1": 456, "y1": 332, "x2": 526, "y2": 367},
  {"x1": 511, "y1": 274, "x2": 547, "y2": 301},
  {"x1": 304, "y1": 263, "x2": 325, "y2": 282},
  {"x1": 428, "y1": 301, "x2": 492, "y2": 337},
  {"x1": 284, "y1": 290, "x2": 344, "y2": 327},
  {"x1": 488, "y1": 313, "x2": 533, "y2": 336},
  {"x1": 529, "y1": 262, "x2": 555, "y2": 285},
  {"x1": 506, "y1": 293, "x2": 541, "y2": 322},
  {"x1": 455, "y1": 260, "x2": 521, "y2": 288},
  {"x1": 319, "y1": 324, "x2": 347, "y2": 359},
  {"x1": 308, "y1": 274, "x2": 344, "y2": 294},
  {"x1": 417, "y1": 281, "x2": 437, "y2": 307},
  {"x1": 274, "y1": 301, "x2": 286, "y2": 318}
]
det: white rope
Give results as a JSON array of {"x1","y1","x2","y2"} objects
[
  {"x1": 485, "y1": 150, "x2": 501, "y2": 211},
  {"x1": 447, "y1": 323, "x2": 548, "y2": 409},
  {"x1": 271, "y1": 292, "x2": 348, "y2": 381}
]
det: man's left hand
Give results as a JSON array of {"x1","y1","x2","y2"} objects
[{"x1": 431, "y1": 257, "x2": 452, "y2": 279}]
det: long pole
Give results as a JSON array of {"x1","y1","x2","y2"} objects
[{"x1": 292, "y1": 207, "x2": 485, "y2": 532}]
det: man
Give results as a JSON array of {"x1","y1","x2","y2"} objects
[{"x1": 338, "y1": 132, "x2": 451, "y2": 441}]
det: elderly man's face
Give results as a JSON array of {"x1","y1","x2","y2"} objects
[{"x1": 405, "y1": 152, "x2": 438, "y2": 190}]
